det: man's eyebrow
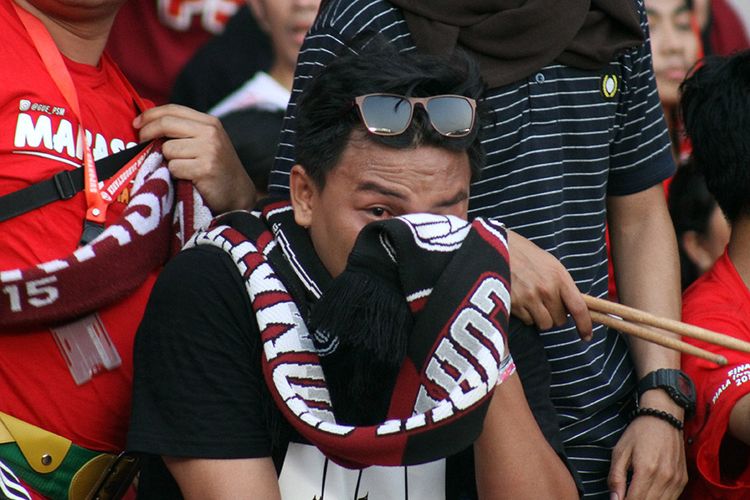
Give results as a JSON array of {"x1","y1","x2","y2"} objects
[
  {"x1": 356, "y1": 181, "x2": 408, "y2": 200},
  {"x1": 436, "y1": 190, "x2": 469, "y2": 208}
]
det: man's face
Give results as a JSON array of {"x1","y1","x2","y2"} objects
[{"x1": 290, "y1": 136, "x2": 472, "y2": 277}]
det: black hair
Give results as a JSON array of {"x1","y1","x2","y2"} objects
[
  {"x1": 667, "y1": 161, "x2": 721, "y2": 290},
  {"x1": 220, "y1": 108, "x2": 285, "y2": 195},
  {"x1": 295, "y1": 39, "x2": 486, "y2": 189},
  {"x1": 680, "y1": 51, "x2": 750, "y2": 223}
]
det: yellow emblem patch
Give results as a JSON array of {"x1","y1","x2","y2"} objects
[{"x1": 600, "y1": 74, "x2": 619, "y2": 99}]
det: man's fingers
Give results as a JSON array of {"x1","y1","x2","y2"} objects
[
  {"x1": 607, "y1": 445, "x2": 629, "y2": 500},
  {"x1": 165, "y1": 158, "x2": 201, "y2": 181},
  {"x1": 527, "y1": 302, "x2": 554, "y2": 331},
  {"x1": 161, "y1": 137, "x2": 198, "y2": 160},
  {"x1": 610, "y1": 418, "x2": 687, "y2": 500},
  {"x1": 543, "y1": 292, "x2": 569, "y2": 327},
  {"x1": 628, "y1": 438, "x2": 686, "y2": 500},
  {"x1": 137, "y1": 115, "x2": 204, "y2": 142},
  {"x1": 507, "y1": 229, "x2": 591, "y2": 334},
  {"x1": 134, "y1": 103, "x2": 218, "y2": 128},
  {"x1": 560, "y1": 285, "x2": 592, "y2": 340},
  {"x1": 512, "y1": 307, "x2": 535, "y2": 326},
  {"x1": 136, "y1": 109, "x2": 223, "y2": 143}
]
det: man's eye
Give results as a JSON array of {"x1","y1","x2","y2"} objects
[{"x1": 370, "y1": 207, "x2": 387, "y2": 217}]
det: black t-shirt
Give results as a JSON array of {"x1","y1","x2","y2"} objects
[{"x1": 128, "y1": 245, "x2": 578, "y2": 498}]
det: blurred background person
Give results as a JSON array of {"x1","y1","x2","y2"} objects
[
  {"x1": 170, "y1": 5, "x2": 272, "y2": 111},
  {"x1": 203, "y1": 0, "x2": 319, "y2": 200},
  {"x1": 108, "y1": 0, "x2": 270, "y2": 105},
  {"x1": 667, "y1": 161, "x2": 730, "y2": 291},
  {"x1": 207, "y1": 0, "x2": 319, "y2": 118},
  {"x1": 646, "y1": 0, "x2": 702, "y2": 163}
]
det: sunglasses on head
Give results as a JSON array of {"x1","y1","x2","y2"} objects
[{"x1": 354, "y1": 93, "x2": 477, "y2": 138}]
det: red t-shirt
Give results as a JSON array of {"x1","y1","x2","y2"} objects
[
  {"x1": 0, "y1": 1, "x2": 157, "y2": 455},
  {"x1": 682, "y1": 250, "x2": 750, "y2": 499},
  {"x1": 107, "y1": 0, "x2": 243, "y2": 104}
]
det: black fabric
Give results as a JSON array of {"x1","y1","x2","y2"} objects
[
  {"x1": 128, "y1": 246, "x2": 274, "y2": 461},
  {"x1": 133, "y1": 456, "x2": 181, "y2": 500},
  {"x1": 170, "y1": 6, "x2": 273, "y2": 112},
  {"x1": 220, "y1": 108, "x2": 284, "y2": 193},
  {"x1": 388, "y1": 0, "x2": 644, "y2": 88}
]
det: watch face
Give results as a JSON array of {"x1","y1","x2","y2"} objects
[{"x1": 677, "y1": 372, "x2": 696, "y2": 399}]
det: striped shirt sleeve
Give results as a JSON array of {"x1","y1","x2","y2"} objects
[{"x1": 607, "y1": 0, "x2": 675, "y2": 196}]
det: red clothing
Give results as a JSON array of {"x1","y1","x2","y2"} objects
[
  {"x1": 107, "y1": 0, "x2": 243, "y2": 104},
  {"x1": 708, "y1": 0, "x2": 750, "y2": 56},
  {"x1": 0, "y1": 0, "x2": 156, "y2": 459},
  {"x1": 682, "y1": 250, "x2": 750, "y2": 499}
]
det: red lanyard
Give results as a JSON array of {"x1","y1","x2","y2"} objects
[{"x1": 12, "y1": 3, "x2": 149, "y2": 238}]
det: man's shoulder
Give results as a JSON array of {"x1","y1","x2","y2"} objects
[
  {"x1": 682, "y1": 254, "x2": 750, "y2": 349},
  {"x1": 684, "y1": 254, "x2": 747, "y2": 315},
  {"x1": 313, "y1": 0, "x2": 408, "y2": 37}
]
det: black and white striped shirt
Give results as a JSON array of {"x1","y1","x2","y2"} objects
[{"x1": 269, "y1": 1, "x2": 674, "y2": 497}]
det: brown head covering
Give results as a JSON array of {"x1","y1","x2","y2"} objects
[{"x1": 388, "y1": 0, "x2": 644, "y2": 88}]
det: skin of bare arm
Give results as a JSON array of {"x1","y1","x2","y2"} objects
[
  {"x1": 474, "y1": 373, "x2": 578, "y2": 500},
  {"x1": 164, "y1": 456, "x2": 281, "y2": 500},
  {"x1": 606, "y1": 184, "x2": 686, "y2": 500},
  {"x1": 729, "y1": 393, "x2": 750, "y2": 446}
]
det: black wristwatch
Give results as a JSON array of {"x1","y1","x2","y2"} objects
[{"x1": 637, "y1": 369, "x2": 696, "y2": 419}]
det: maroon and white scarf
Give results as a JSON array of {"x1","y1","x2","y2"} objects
[
  {"x1": 0, "y1": 143, "x2": 211, "y2": 330},
  {"x1": 187, "y1": 200, "x2": 515, "y2": 467}
]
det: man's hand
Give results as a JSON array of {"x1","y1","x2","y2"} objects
[
  {"x1": 608, "y1": 391, "x2": 687, "y2": 500},
  {"x1": 607, "y1": 186, "x2": 686, "y2": 499},
  {"x1": 134, "y1": 104, "x2": 256, "y2": 214},
  {"x1": 507, "y1": 229, "x2": 592, "y2": 340}
]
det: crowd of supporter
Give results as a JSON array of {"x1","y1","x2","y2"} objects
[{"x1": 1, "y1": 0, "x2": 749, "y2": 498}]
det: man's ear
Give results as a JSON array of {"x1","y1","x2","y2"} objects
[
  {"x1": 681, "y1": 230, "x2": 714, "y2": 273},
  {"x1": 290, "y1": 164, "x2": 316, "y2": 228}
]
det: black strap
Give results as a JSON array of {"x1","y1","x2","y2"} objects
[{"x1": 0, "y1": 142, "x2": 151, "y2": 223}]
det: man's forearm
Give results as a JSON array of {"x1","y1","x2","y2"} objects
[
  {"x1": 474, "y1": 374, "x2": 578, "y2": 499},
  {"x1": 607, "y1": 186, "x2": 682, "y2": 379}
]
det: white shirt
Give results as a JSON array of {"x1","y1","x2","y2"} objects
[{"x1": 209, "y1": 71, "x2": 290, "y2": 118}]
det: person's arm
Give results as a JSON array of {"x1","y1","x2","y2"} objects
[
  {"x1": 474, "y1": 373, "x2": 578, "y2": 500},
  {"x1": 134, "y1": 104, "x2": 256, "y2": 213},
  {"x1": 164, "y1": 457, "x2": 280, "y2": 500},
  {"x1": 128, "y1": 247, "x2": 277, "y2": 497},
  {"x1": 606, "y1": 184, "x2": 686, "y2": 500},
  {"x1": 729, "y1": 392, "x2": 750, "y2": 445}
]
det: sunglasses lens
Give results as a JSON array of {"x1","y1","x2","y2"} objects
[
  {"x1": 426, "y1": 97, "x2": 474, "y2": 137},
  {"x1": 360, "y1": 95, "x2": 412, "y2": 135}
]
